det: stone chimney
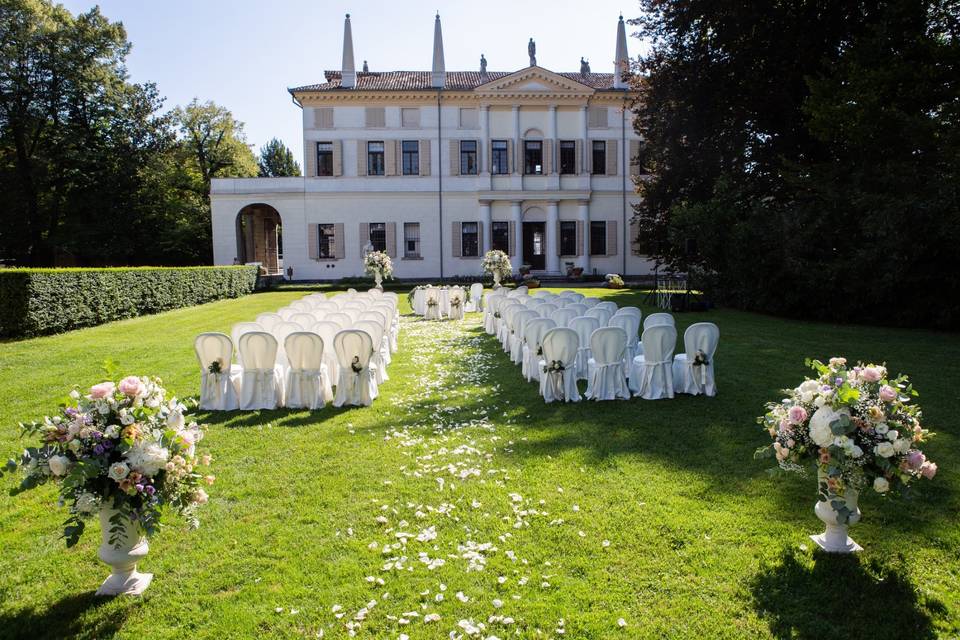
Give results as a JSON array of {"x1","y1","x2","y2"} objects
[
  {"x1": 431, "y1": 13, "x2": 446, "y2": 88},
  {"x1": 613, "y1": 15, "x2": 629, "y2": 89},
  {"x1": 341, "y1": 13, "x2": 356, "y2": 89}
]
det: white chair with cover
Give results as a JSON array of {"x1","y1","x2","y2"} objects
[
  {"x1": 424, "y1": 287, "x2": 442, "y2": 321},
  {"x1": 360, "y1": 309, "x2": 391, "y2": 364},
  {"x1": 236, "y1": 332, "x2": 281, "y2": 410},
  {"x1": 333, "y1": 329, "x2": 379, "y2": 407},
  {"x1": 255, "y1": 313, "x2": 284, "y2": 333},
  {"x1": 537, "y1": 303, "x2": 559, "y2": 319},
  {"x1": 558, "y1": 290, "x2": 578, "y2": 298},
  {"x1": 326, "y1": 312, "x2": 352, "y2": 330},
  {"x1": 277, "y1": 307, "x2": 298, "y2": 321},
  {"x1": 549, "y1": 307, "x2": 579, "y2": 328},
  {"x1": 514, "y1": 285, "x2": 529, "y2": 296},
  {"x1": 290, "y1": 312, "x2": 316, "y2": 330},
  {"x1": 608, "y1": 313, "x2": 641, "y2": 364},
  {"x1": 568, "y1": 316, "x2": 600, "y2": 381},
  {"x1": 194, "y1": 332, "x2": 240, "y2": 411},
  {"x1": 448, "y1": 286, "x2": 466, "y2": 320},
  {"x1": 311, "y1": 320, "x2": 342, "y2": 382},
  {"x1": 483, "y1": 294, "x2": 504, "y2": 334},
  {"x1": 355, "y1": 320, "x2": 389, "y2": 384},
  {"x1": 290, "y1": 300, "x2": 312, "y2": 312},
  {"x1": 510, "y1": 309, "x2": 540, "y2": 364},
  {"x1": 498, "y1": 303, "x2": 522, "y2": 350},
  {"x1": 596, "y1": 301, "x2": 618, "y2": 315},
  {"x1": 367, "y1": 288, "x2": 383, "y2": 297},
  {"x1": 551, "y1": 297, "x2": 569, "y2": 309},
  {"x1": 272, "y1": 321, "x2": 302, "y2": 369},
  {"x1": 341, "y1": 308, "x2": 362, "y2": 324},
  {"x1": 538, "y1": 328, "x2": 581, "y2": 403},
  {"x1": 585, "y1": 306, "x2": 613, "y2": 327},
  {"x1": 522, "y1": 318, "x2": 556, "y2": 382},
  {"x1": 630, "y1": 324, "x2": 677, "y2": 399},
  {"x1": 532, "y1": 290, "x2": 552, "y2": 299},
  {"x1": 614, "y1": 306, "x2": 642, "y2": 322},
  {"x1": 372, "y1": 304, "x2": 398, "y2": 352},
  {"x1": 465, "y1": 283, "x2": 484, "y2": 312},
  {"x1": 283, "y1": 332, "x2": 333, "y2": 409},
  {"x1": 231, "y1": 322, "x2": 263, "y2": 365},
  {"x1": 673, "y1": 322, "x2": 719, "y2": 396},
  {"x1": 313, "y1": 301, "x2": 339, "y2": 315},
  {"x1": 562, "y1": 291, "x2": 585, "y2": 303},
  {"x1": 585, "y1": 327, "x2": 631, "y2": 401},
  {"x1": 565, "y1": 303, "x2": 588, "y2": 318},
  {"x1": 643, "y1": 313, "x2": 675, "y2": 330},
  {"x1": 581, "y1": 297, "x2": 602, "y2": 309}
]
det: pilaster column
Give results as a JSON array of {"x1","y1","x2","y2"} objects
[
  {"x1": 545, "y1": 200, "x2": 560, "y2": 273},
  {"x1": 578, "y1": 200, "x2": 591, "y2": 272},
  {"x1": 479, "y1": 200, "x2": 492, "y2": 254},
  {"x1": 479, "y1": 104, "x2": 490, "y2": 176},
  {"x1": 512, "y1": 105, "x2": 521, "y2": 175},
  {"x1": 547, "y1": 104, "x2": 557, "y2": 175},
  {"x1": 579, "y1": 105, "x2": 588, "y2": 175},
  {"x1": 511, "y1": 200, "x2": 523, "y2": 270}
]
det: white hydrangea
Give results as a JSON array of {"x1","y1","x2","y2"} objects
[{"x1": 125, "y1": 440, "x2": 170, "y2": 476}]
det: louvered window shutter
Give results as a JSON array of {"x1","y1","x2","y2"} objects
[
  {"x1": 387, "y1": 222, "x2": 397, "y2": 258},
  {"x1": 477, "y1": 221, "x2": 484, "y2": 254},
  {"x1": 449, "y1": 140, "x2": 459, "y2": 176},
  {"x1": 606, "y1": 220, "x2": 618, "y2": 256},
  {"x1": 333, "y1": 140, "x2": 343, "y2": 176},
  {"x1": 507, "y1": 140, "x2": 514, "y2": 174},
  {"x1": 585, "y1": 141, "x2": 593, "y2": 174},
  {"x1": 475, "y1": 139, "x2": 483, "y2": 175},
  {"x1": 334, "y1": 223, "x2": 345, "y2": 259},
  {"x1": 606, "y1": 139, "x2": 618, "y2": 175},
  {"x1": 308, "y1": 223, "x2": 319, "y2": 260},
  {"x1": 305, "y1": 142, "x2": 317, "y2": 177},
  {"x1": 575, "y1": 139, "x2": 583, "y2": 174},
  {"x1": 576, "y1": 221, "x2": 584, "y2": 256},
  {"x1": 385, "y1": 140, "x2": 397, "y2": 176},
  {"x1": 357, "y1": 141, "x2": 367, "y2": 176},
  {"x1": 452, "y1": 222, "x2": 462, "y2": 257},
  {"x1": 629, "y1": 140, "x2": 640, "y2": 176},
  {"x1": 508, "y1": 221, "x2": 516, "y2": 256},
  {"x1": 359, "y1": 223, "x2": 369, "y2": 255},
  {"x1": 629, "y1": 220, "x2": 641, "y2": 255},
  {"x1": 556, "y1": 223, "x2": 562, "y2": 256},
  {"x1": 543, "y1": 139, "x2": 553, "y2": 175},
  {"x1": 488, "y1": 140, "x2": 494, "y2": 173},
  {"x1": 419, "y1": 139, "x2": 431, "y2": 176}
]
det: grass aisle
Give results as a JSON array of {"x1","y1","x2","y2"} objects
[{"x1": 0, "y1": 288, "x2": 957, "y2": 639}]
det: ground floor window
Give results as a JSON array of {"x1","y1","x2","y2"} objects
[
  {"x1": 590, "y1": 220, "x2": 607, "y2": 255},
  {"x1": 318, "y1": 223, "x2": 334, "y2": 258},
  {"x1": 461, "y1": 221, "x2": 479, "y2": 257},
  {"x1": 369, "y1": 222, "x2": 386, "y2": 252},
  {"x1": 560, "y1": 221, "x2": 577, "y2": 256},
  {"x1": 491, "y1": 221, "x2": 509, "y2": 252},
  {"x1": 404, "y1": 222, "x2": 420, "y2": 257}
]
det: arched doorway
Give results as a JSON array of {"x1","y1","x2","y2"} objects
[{"x1": 236, "y1": 204, "x2": 282, "y2": 275}]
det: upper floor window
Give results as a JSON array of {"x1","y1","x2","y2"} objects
[
  {"x1": 404, "y1": 222, "x2": 420, "y2": 258},
  {"x1": 588, "y1": 106, "x2": 608, "y2": 128},
  {"x1": 314, "y1": 108, "x2": 334, "y2": 129},
  {"x1": 459, "y1": 108, "x2": 478, "y2": 129},
  {"x1": 401, "y1": 108, "x2": 420, "y2": 128},
  {"x1": 402, "y1": 140, "x2": 419, "y2": 175},
  {"x1": 461, "y1": 221, "x2": 479, "y2": 257},
  {"x1": 590, "y1": 221, "x2": 607, "y2": 255},
  {"x1": 318, "y1": 223, "x2": 335, "y2": 258},
  {"x1": 491, "y1": 140, "x2": 508, "y2": 175},
  {"x1": 560, "y1": 221, "x2": 577, "y2": 255},
  {"x1": 369, "y1": 222, "x2": 386, "y2": 252},
  {"x1": 559, "y1": 140, "x2": 576, "y2": 175},
  {"x1": 365, "y1": 107, "x2": 386, "y2": 128},
  {"x1": 317, "y1": 142, "x2": 333, "y2": 177},
  {"x1": 592, "y1": 140, "x2": 606, "y2": 175},
  {"x1": 491, "y1": 221, "x2": 509, "y2": 252},
  {"x1": 367, "y1": 141, "x2": 385, "y2": 176},
  {"x1": 460, "y1": 140, "x2": 478, "y2": 175},
  {"x1": 524, "y1": 140, "x2": 543, "y2": 175}
]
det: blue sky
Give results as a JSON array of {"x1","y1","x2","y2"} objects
[{"x1": 59, "y1": 0, "x2": 643, "y2": 164}]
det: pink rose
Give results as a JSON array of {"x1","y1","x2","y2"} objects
[
  {"x1": 788, "y1": 406, "x2": 808, "y2": 424},
  {"x1": 89, "y1": 382, "x2": 115, "y2": 399},
  {"x1": 118, "y1": 376, "x2": 145, "y2": 397},
  {"x1": 920, "y1": 461, "x2": 937, "y2": 480},
  {"x1": 879, "y1": 385, "x2": 897, "y2": 402},
  {"x1": 861, "y1": 367, "x2": 882, "y2": 383},
  {"x1": 906, "y1": 450, "x2": 926, "y2": 470},
  {"x1": 193, "y1": 488, "x2": 209, "y2": 504}
]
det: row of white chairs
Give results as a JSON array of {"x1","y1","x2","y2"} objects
[
  {"x1": 196, "y1": 289, "x2": 400, "y2": 410},
  {"x1": 483, "y1": 289, "x2": 719, "y2": 402}
]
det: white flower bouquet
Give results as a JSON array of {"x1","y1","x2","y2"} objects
[
  {"x1": 757, "y1": 357, "x2": 937, "y2": 523},
  {"x1": 481, "y1": 250, "x2": 512, "y2": 279},
  {"x1": 2, "y1": 376, "x2": 213, "y2": 547},
  {"x1": 364, "y1": 251, "x2": 394, "y2": 280}
]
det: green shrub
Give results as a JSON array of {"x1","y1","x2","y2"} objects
[{"x1": 0, "y1": 266, "x2": 257, "y2": 338}]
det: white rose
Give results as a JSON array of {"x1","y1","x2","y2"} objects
[
  {"x1": 873, "y1": 477, "x2": 890, "y2": 493},
  {"x1": 808, "y1": 406, "x2": 847, "y2": 447},
  {"x1": 814, "y1": 396, "x2": 826, "y2": 408},
  {"x1": 887, "y1": 429, "x2": 899, "y2": 442},
  {"x1": 167, "y1": 410, "x2": 185, "y2": 430},
  {"x1": 107, "y1": 462, "x2": 130, "y2": 481},
  {"x1": 875, "y1": 442, "x2": 895, "y2": 458},
  {"x1": 48, "y1": 455, "x2": 70, "y2": 476},
  {"x1": 104, "y1": 425, "x2": 120, "y2": 439},
  {"x1": 119, "y1": 410, "x2": 135, "y2": 426},
  {"x1": 875, "y1": 423, "x2": 889, "y2": 435},
  {"x1": 893, "y1": 438, "x2": 911, "y2": 454},
  {"x1": 125, "y1": 441, "x2": 169, "y2": 477}
]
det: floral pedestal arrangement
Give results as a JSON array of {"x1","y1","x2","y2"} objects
[
  {"x1": 482, "y1": 250, "x2": 511, "y2": 290},
  {"x1": 96, "y1": 507, "x2": 153, "y2": 595},
  {"x1": 605, "y1": 273, "x2": 625, "y2": 289},
  {"x1": 757, "y1": 357, "x2": 938, "y2": 554},
  {"x1": 373, "y1": 271, "x2": 383, "y2": 289},
  {"x1": 1, "y1": 375, "x2": 214, "y2": 595},
  {"x1": 364, "y1": 251, "x2": 393, "y2": 290}
]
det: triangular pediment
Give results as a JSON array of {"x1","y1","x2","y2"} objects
[{"x1": 475, "y1": 66, "x2": 595, "y2": 96}]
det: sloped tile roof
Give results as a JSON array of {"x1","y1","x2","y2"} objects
[{"x1": 289, "y1": 70, "x2": 618, "y2": 93}]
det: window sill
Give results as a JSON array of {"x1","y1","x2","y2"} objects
[
  {"x1": 402, "y1": 256, "x2": 423, "y2": 260},
  {"x1": 313, "y1": 258, "x2": 340, "y2": 262}
]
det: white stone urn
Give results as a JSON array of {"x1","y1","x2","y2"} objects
[
  {"x1": 811, "y1": 472, "x2": 863, "y2": 553},
  {"x1": 95, "y1": 506, "x2": 153, "y2": 596},
  {"x1": 492, "y1": 271, "x2": 502, "y2": 288},
  {"x1": 373, "y1": 270, "x2": 383, "y2": 290}
]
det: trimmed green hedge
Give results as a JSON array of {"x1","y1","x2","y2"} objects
[{"x1": 0, "y1": 266, "x2": 258, "y2": 338}]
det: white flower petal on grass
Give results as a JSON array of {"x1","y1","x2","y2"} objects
[
  {"x1": 618, "y1": 618, "x2": 628, "y2": 627},
  {"x1": 456, "y1": 591, "x2": 470, "y2": 602}
]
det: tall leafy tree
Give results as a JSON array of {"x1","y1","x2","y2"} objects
[
  {"x1": 631, "y1": 0, "x2": 960, "y2": 328},
  {"x1": 258, "y1": 137, "x2": 300, "y2": 177}
]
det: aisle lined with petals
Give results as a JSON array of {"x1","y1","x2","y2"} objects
[{"x1": 322, "y1": 314, "x2": 624, "y2": 639}]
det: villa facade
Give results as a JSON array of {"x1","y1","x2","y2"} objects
[{"x1": 210, "y1": 13, "x2": 651, "y2": 280}]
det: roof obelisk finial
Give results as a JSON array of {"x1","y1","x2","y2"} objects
[
  {"x1": 341, "y1": 13, "x2": 356, "y2": 89},
  {"x1": 613, "y1": 14, "x2": 629, "y2": 89},
  {"x1": 431, "y1": 13, "x2": 446, "y2": 88}
]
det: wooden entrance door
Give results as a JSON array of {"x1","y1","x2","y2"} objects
[{"x1": 522, "y1": 222, "x2": 546, "y2": 270}]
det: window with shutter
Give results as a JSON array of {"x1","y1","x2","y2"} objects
[
  {"x1": 606, "y1": 139, "x2": 618, "y2": 175},
  {"x1": 460, "y1": 140, "x2": 478, "y2": 175},
  {"x1": 559, "y1": 141, "x2": 576, "y2": 174},
  {"x1": 459, "y1": 108, "x2": 478, "y2": 129},
  {"x1": 314, "y1": 108, "x2": 334, "y2": 129},
  {"x1": 590, "y1": 221, "x2": 607, "y2": 256},
  {"x1": 491, "y1": 221, "x2": 509, "y2": 252},
  {"x1": 401, "y1": 108, "x2": 420, "y2": 128},
  {"x1": 461, "y1": 221, "x2": 479, "y2": 257},
  {"x1": 333, "y1": 223, "x2": 345, "y2": 259},
  {"x1": 317, "y1": 142, "x2": 334, "y2": 176},
  {"x1": 318, "y1": 224, "x2": 335, "y2": 258},
  {"x1": 606, "y1": 220, "x2": 618, "y2": 256},
  {"x1": 491, "y1": 140, "x2": 508, "y2": 175},
  {"x1": 403, "y1": 222, "x2": 421, "y2": 258},
  {"x1": 369, "y1": 222, "x2": 386, "y2": 252},
  {"x1": 419, "y1": 139, "x2": 431, "y2": 176},
  {"x1": 559, "y1": 221, "x2": 577, "y2": 256},
  {"x1": 588, "y1": 107, "x2": 608, "y2": 128},
  {"x1": 591, "y1": 141, "x2": 606, "y2": 175},
  {"x1": 365, "y1": 107, "x2": 386, "y2": 128}
]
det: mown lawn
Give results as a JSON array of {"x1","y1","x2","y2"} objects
[{"x1": 0, "y1": 286, "x2": 957, "y2": 640}]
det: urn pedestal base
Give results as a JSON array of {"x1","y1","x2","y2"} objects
[
  {"x1": 810, "y1": 529, "x2": 863, "y2": 553},
  {"x1": 96, "y1": 568, "x2": 153, "y2": 596},
  {"x1": 95, "y1": 507, "x2": 153, "y2": 596},
  {"x1": 811, "y1": 485, "x2": 863, "y2": 554}
]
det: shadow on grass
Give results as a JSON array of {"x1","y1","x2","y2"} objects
[
  {"x1": 0, "y1": 591, "x2": 132, "y2": 640},
  {"x1": 751, "y1": 550, "x2": 945, "y2": 640}
]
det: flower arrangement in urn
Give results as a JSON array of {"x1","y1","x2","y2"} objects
[
  {"x1": 757, "y1": 357, "x2": 937, "y2": 552},
  {"x1": 2, "y1": 375, "x2": 213, "y2": 595},
  {"x1": 605, "y1": 273, "x2": 625, "y2": 289},
  {"x1": 364, "y1": 250, "x2": 393, "y2": 288},
  {"x1": 481, "y1": 250, "x2": 512, "y2": 288}
]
